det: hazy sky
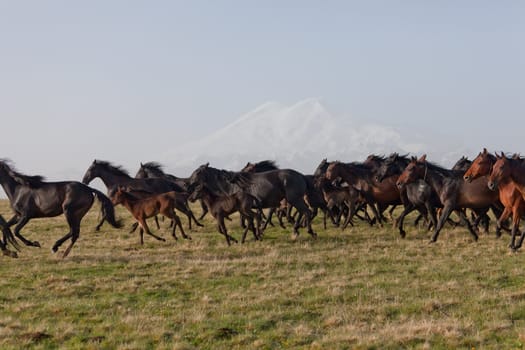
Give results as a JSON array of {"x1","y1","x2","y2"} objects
[{"x1": 1, "y1": 1, "x2": 524, "y2": 182}]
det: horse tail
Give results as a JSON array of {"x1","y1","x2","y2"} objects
[{"x1": 90, "y1": 188, "x2": 123, "y2": 229}]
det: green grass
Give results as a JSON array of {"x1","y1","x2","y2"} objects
[{"x1": 1, "y1": 199, "x2": 525, "y2": 349}]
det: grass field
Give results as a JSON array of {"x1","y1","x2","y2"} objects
[{"x1": 1, "y1": 199, "x2": 525, "y2": 349}]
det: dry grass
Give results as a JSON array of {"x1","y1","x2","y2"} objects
[{"x1": 1, "y1": 199, "x2": 525, "y2": 349}]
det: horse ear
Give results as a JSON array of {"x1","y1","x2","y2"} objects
[
  {"x1": 205, "y1": 162, "x2": 209, "y2": 168},
  {"x1": 418, "y1": 154, "x2": 427, "y2": 162},
  {"x1": 483, "y1": 148, "x2": 487, "y2": 155},
  {"x1": 140, "y1": 162, "x2": 144, "y2": 167}
]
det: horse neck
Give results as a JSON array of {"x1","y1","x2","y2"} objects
[
  {"x1": 97, "y1": 168, "x2": 132, "y2": 188},
  {"x1": 342, "y1": 164, "x2": 373, "y2": 185},
  {"x1": 509, "y1": 160, "x2": 525, "y2": 190},
  {"x1": 0, "y1": 168, "x2": 21, "y2": 201}
]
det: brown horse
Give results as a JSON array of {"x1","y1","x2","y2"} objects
[
  {"x1": 397, "y1": 155, "x2": 500, "y2": 242},
  {"x1": 487, "y1": 154, "x2": 525, "y2": 249},
  {"x1": 110, "y1": 187, "x2": 190, "y2": 245},
  {"x1": 325, "y1": 161, "x2": 401, "y2": 226},
  {"x1": 464, "y1": 149, "x2": 524, "y2": 247}
]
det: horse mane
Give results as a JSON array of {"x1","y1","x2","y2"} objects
[
  {"x1": 366, "y1": 154, "x2": 386, "y2": 162},
  {"x1": 95, "y1": 160, "x2": 130, "y2": 177},
  {"x1": 386, "y1": 153, "x2": 410, "y2": 164},
  {"x1": 422, "y1": 160, "x2": 456, "y2": 176},
  {"x1": 0, "y1": 160, "x2": 46, "y2": 188},
  {"x1": 246, "y1": 160, "x2": 279, "y2": 172},
  {"x1": 197, "y1": 165, "x2": 245, "y2": 195},
  {"x1": 140, "y1": 162, "x2": 166, "y2": 177}
]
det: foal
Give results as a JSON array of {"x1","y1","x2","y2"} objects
[
  {"x1": 110, "y1": 187, "x2": 190, "y2": 245},
  {"x1": 189, "y1": 184, "x2": 261, "y2": 245}
]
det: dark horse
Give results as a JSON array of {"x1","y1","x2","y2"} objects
[
  {"x1": 188, "y1": 163, "x2": 316, "y2": 238},
  {"x1": 134, "y1": 161, "x2": 204, "y2": 227},
  {"x1": 375, "y1": 153, "x2": 440, "y2": 237},
  {"x1": 82, "y1": 160, "x2": 195, "y2": 231},
  {"x1": 0, "y1": 214, "x2": 19, "y2": 258},
  {"x1": 396, "y1": 155, "x2": 500, "y2": 242},
  {"x1": 0, "y1": 160, "x2": 121, "y2": 257},
  {"x1": 325, "y1": 161, "x2": 402, "y2": 226}
]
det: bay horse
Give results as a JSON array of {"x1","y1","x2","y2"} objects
[
  {"x1": 464, "y1": 149, "x2": 524, "y2": 247},
  {"x1": 0, "y1": 160, "x2": 121, "y2": 258},
  {"x1": 188, "y1": 184, "x2": 261, "y2": 245},
  {"x1": 134, "y1": 162, "x2": 204, "y2": 228},
  {"x1": 188, "y1": 163, "x2": 316, "y2": 238},
  {"x1": 110, "y1": 186, "x2": 190, "y2": 245},
  {"x1": 396, "y1": 155, "x2": 500, "y2": 242},
  {"x1": 487, "y1": 153, "x2": 525, "y2": 249},
  {"x1": 82, "y1": 160, "x2": 195, "y2": 231},
  {"x1": 325, "y1": 161, "x2": 402, "y2": 226}
]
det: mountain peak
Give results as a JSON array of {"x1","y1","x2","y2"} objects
[{"x1": 162, "y1": 99, "x2": 428, "y2": 175}]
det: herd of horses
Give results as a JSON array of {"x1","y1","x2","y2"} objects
[{"x1": 0, "y1": 149, "x2": 525, "y2": 259}]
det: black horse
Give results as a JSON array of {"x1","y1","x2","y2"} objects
[
  {"x1": 82, "y1": 160, "x2": 193, "y2": 231},
  {"x1": 0, "y1": 160, "x2": 121, "y2": 258},
  {"x1": 188, "y1": 163, "x2": 316, "y2": 238},
  {"x1": 396, "y1": 155, "x2": 500, "y2": 242},
  {"x1": 0, "y1": 214, "x2": 19, "y2": 258},
  {"x1": 375, "y1": 153, "x2": 440, "y2": 237},
  {"x1": 134, "y1": 162, "x2": 203, "y2": 228}
]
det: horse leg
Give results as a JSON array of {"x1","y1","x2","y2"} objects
[
  {"x1": 198, "y1": 200, "x2": 208, "y2": 220},
  {"x1": 140, "y1": 219, "x2": 166, "y2": 243},
  {"x1": 61, "y1": 221, "x2": 81, "y2": 259},
  {"x1": 496, "y1": 207, "x2": 511, "y2": 238},
  {"x1": 457, "y1": 210, "x2": 479, "y2": 242},
  {"x1": 95, "y1": 216, "x2": 105, "y2": 231},
  {"x1": 218, "y1": 215, "x2": 237, "y2": 245},
  {"x1": 396, "y1": 204, "x2": 415, "y2": 238},
  {"x1": 12, "y1": 216, "x2": 40, "y2": 247},
  {"x1": 154, "y1": 215, "x2": 160, "y2": 230},
  {"x1": 430, "y1": 205, "x2": 454, "y2": 243},
  {"x1": 129, "y1": 222, "x2": 139, "y2": 234},
  {"x1": 341, "y1": 200, "x2": 356, "y2": 230},
  {"x1": 171, "y1": 211, "x2": 191, "y2": 240}
]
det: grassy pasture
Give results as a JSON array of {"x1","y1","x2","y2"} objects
[{"x1": 1, "y1": 199, "x2": 525, "y2": 349}]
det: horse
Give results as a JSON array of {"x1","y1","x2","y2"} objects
[
  {"x1": 325, "y1": 161, "x2": 402, "y2": 226},
  {"x1": 313, "y1": 175, "x2": 363, "y2": 230},
  {"x1": 396, "y1": 155, "x2": 500, "y2": 242},
  {"x1": 452, "y1": 156, "x2": 472, "y2": 172},
  {"x1": 134, "y1": 162, "x2": 204, "y2": 228},
  {"x1": 0, "y1": 160, "x2": 121, "y2": 258},
  {"x1": 464, "y1": 149, "x2": 525, "y2": 248},
  {"x1": 0, "y1": 214, "x2": 19, "y2": 258},
  {"x1": 375, "y1": 153, "x2": 440, "y2": 237},
  {"x1": 188, "y1": 163, "x2": 316, "y2": 238},
  {"x1": 240, "y1": 160, "x2": 286, "y2": 228},
  {"x1": 188, "y1": 184, "x2": 261, "y2": 245},
  {"x1": 82, "y1": 160, "x2": 193, "y2": 231},
  {"x1": 110, "y1": 186, "x2": 190, "y2": 245},
  {"x1": 487, "y1": 153, "x2": 525, "y2": 249}
]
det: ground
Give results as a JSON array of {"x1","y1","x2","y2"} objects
[{"x1": 0, "y1": 200, "x2": 524, "y2": 349}]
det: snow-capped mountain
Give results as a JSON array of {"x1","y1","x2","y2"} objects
[{"x1": 161, "y1": 99, "x2": 452, "y2": 175}]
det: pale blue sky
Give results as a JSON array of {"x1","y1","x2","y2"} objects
[{"x1": 0, "y1": 1, "x2": 524, "y2": 180}]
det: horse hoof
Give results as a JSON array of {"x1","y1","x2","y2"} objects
[
  {"x1": 2, "y1": 250, "x2": 17, "y2": 258},
  {"x1": 428, "y1": 239, "x2": 436, "y2": 244},
  {"x1": 399, "y1": 231, "x2": 406, "y2": 238}
]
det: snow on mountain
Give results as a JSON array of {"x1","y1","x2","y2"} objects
[{"x1": 161, "y1": 99, "x2": 442, "y2": 175}]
